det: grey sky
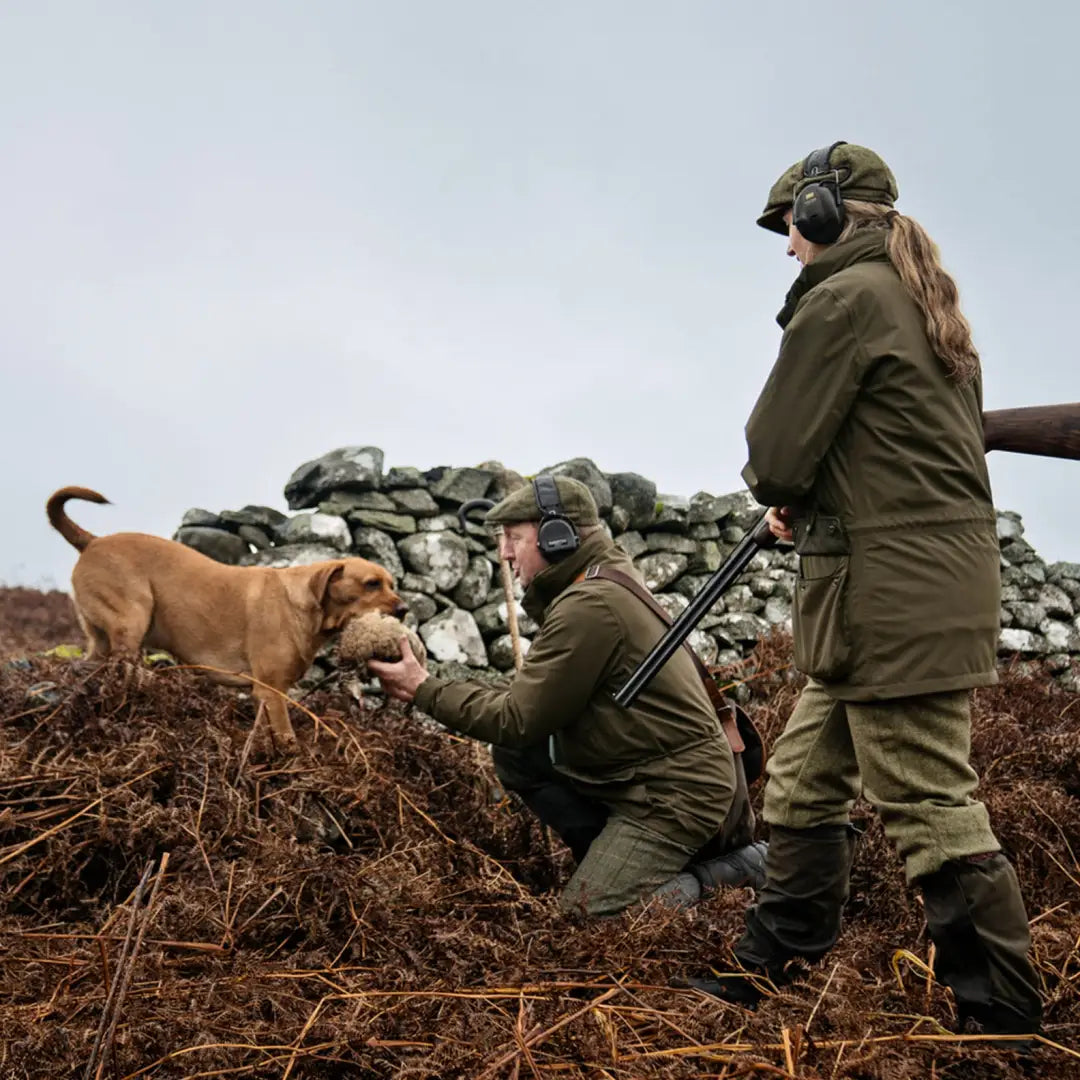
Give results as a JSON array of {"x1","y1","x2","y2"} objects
[{"x1": 3, "y1": 1, "x2": 1078, "y2": 590}]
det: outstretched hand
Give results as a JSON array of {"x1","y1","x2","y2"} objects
[{"x1": 367, "y1": 636, "x2": 430, "y2": 703}]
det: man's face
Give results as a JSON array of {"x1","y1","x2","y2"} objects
[
  {"x1": 783, "y1": 208, "x2": 816, "y2": 266},
  {"x1": 497, "y1": 522, "x2": 549, "y2": 588}
]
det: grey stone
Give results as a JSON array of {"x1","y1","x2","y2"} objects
[
  {"x1": 1038, "y1": 618, "x2": 1080, "y2": 653},
  {"x1": 389, "y1": 488, "x2": 441, "y2": 517},
  {"x1": 181, "y1": 507, "x2": 220, "y2": 528},
  {"x1": 175, "y1": 526, "x2": 250, "y2": 564},
  {"x1": 402, "y1": 572, "x2": 438, "y2": 595},
  {"x1": 418, "y1": 514, "x2": 465, "y2": 533},
  {"x1": 998, "y1": 628, "x2": 1044, "y2": 655},
  {"x1": 996, "y1": 512, "x2": 1024, "y2": 542},
  {"x1": 237, "y1": 525, "x2": 272, "y2": 551},
  {"x1": 279, "y1": 512, "x2": 352, "y2": 551},
  {"x1": 608, "y1": 472, "x2": 657, "y2": 530},
  {"x1": 284, "y1": 446, "x2": 384, "y2": 509},
  {"x1": 318, "y1": 491, "x2": 397, "y2": 516},
  {"x1": 764, "y1": 595, "x2": 793, "y2": 626},
  {"x1": 648, "y1": 501, "x2": 689, "y2": 534},
  {"x1": 721, "y1": 525, "x2": 746, "y2": 544},
  {"x1": 430, "y1": 468, "x2": 495, "y2": 505},
  {"x1": 239, "y1": 543, "x2": 344, "y2": 568},
  {"x1": 686, "y1": 541, "x2": 723, "y2": 573},
  {"x1": 347, "y1": 510, "x2": 418, "y2": 536},
  {"x1": 712, "y1": 612, "x2": 771, "y2": 646},
  {"x1": 384, "y1": 466, "x2": 427, "y2": 489},
  {"x1": 747, "y1": 574, "x2": 780, "y2": 599},
  {"x1": 351, "y1": 527, "x2": 405, "y2": 579},
  {"x1": 609, "y1": 505, "x2": 631, "y2": 534},
  {"x1": 1000, "y1": 608, "x2": 1015, "y2": 627},
  {"x1": 1038, "y1": 584, "x2": 1074, "y2": 619},
  {"x1": 399, "y1": 591, "x2": 437, "y2": 624},
  {"x1": 645, "y1": 533, "x2": 698, "y2": 555},
  {"x1": 712, "y1": 490, "x2": 766, "y2": 530},
  {"x1": 420, "y1": 609, "x2": 488, "y2": 666},
  {"x1": 1044, "y1": 653, "x2": 1073, "y2": 675},
  {"x1": 219, "y1": 506, "x2": 289, "y2": 532},
  {"x1": 689, "y1": 521, "x2": 721, "y2": 540},
  {"x1": 1000, "y1": 540, "x2": 1039, "y2": 565},
  {"x1": 453, "y1": 556, "x2": 494, "y2": 611},
  {"x1": 634, "y1": 552, "x2": 688, "y2": 591},
  {"x1": 474, "y1": 600, "x2": 538, "y2": 639},
  {"x1": 488, "y1": 634, "x2": 532, "y2": 671},
  {"x1": 1049, "y1": 561, "x2": 1080, "y2": 582},
  {"x1": 475, "y1": 460, "x2": 529, "y2": 503},
  {"x1": 1053, "y1": 576, "x2": 1080, "y2": 601},
  {"x1": 1006, "y1": 602, "x2": 1046, "y2": 631},
  {"x1": 540, "y1": 458, "x2": 613, "y2": 516},
  {"x1": 615, "y1": 531, "x2": 648, "y2": 560},
  {"x1": 398, "y1": 532, "x2": 470, "y2": 591},
  {"x1": 687, "y1": 629, "x2": 719, "y2": 667},
  {"x1": 712, "y1": 647, "x2": 744, "y2": 669}
]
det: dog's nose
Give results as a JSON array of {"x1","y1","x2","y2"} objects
[{"x1": 393, "y1": 601, "x2": 408, "y2": 619}]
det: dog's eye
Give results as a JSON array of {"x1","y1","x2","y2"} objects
[{"x1": 364, "y1": 580, "x2": 383, "y2": 591}]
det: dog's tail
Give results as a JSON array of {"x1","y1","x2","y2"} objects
[{"x1": 46, "y1": 486, "x2": 110, "y2": 552}]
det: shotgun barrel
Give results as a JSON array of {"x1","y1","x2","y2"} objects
[
  {"x1": 982, "y1": 404, "x2": 1080, "y2": 460},
  {"x1": 612, "y1": 513, "x2": 777, "y2": 708}
]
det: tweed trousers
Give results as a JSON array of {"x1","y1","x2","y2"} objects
[{"x1": 763, "y1": 679, "x2": 1000, "y2": 881}]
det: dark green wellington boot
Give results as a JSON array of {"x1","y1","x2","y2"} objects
[
  {"x1": 687, "y1": 823, "x2": 857, "y2": 1007},
  {"x1": 919, "y1": 853, "x2": 1042, "y2": 1045}
]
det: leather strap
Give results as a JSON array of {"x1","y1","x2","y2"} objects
[{"x1": 575, "y1": 564, "x2": 745, "y2": 754}]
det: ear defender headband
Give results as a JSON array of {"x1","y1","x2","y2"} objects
[
  {"x1": 532, "y1": 475, "x2": 580, "y2": 561},
  {"x1": 792, "y1": 140, "x2": 848, "y2": 245}
]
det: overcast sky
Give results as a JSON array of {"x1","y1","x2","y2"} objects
[{"x1": 3, "y1": 1, "x2": 1078, "y2": 590}]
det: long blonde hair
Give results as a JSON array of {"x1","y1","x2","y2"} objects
[{"x1": 831, "y1": 200, "x2": 980, "y2": 383}]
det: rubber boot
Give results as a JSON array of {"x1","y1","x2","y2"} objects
[
  {"x1": 690, "y1": 841, "x2": 769, "y2": 893},
  {"x1": 687, "y1": 824, "x2": 856, "y2": 1006},
  {"x1": 653, "y1": 842, "x2": 769, "y2": 909},
  {"x1": 919, "y1": 853, "x2": 1042, "y2": 1043}
]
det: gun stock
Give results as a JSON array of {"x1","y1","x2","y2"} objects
[{"x1": 983, "y1": 404, "x2": 1080, "y2": 460}]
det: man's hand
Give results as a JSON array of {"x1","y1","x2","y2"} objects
[
  {"x1": 766, "y1": 506, "x2": 794, "y2": 544},
  {"x1": 367, "y1": 636, "x2": 430, "y2": 703}
]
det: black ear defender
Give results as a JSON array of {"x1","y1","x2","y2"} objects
[
  {"x1": 532, "y1": 475, "x2": 580, "y2": 561},
  {"x1": 792, "y1": 140, "x2": 848, "y2": 245}
]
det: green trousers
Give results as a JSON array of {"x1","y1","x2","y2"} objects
[{"x1": 763, "y1": 680, "x2": 999, "y2": 881}]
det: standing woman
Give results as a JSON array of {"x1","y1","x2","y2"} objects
[{"x1": 692, "y1": 142, "x2": 1042, "y2": 1036}]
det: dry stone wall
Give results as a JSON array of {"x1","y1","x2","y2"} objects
[{"x1": 173, "y1": 446, "x2": 1080, "y2": 691}]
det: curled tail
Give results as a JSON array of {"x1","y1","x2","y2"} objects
[{"x1": 46, "y1": 486, "x2": 110, "y2": 552}]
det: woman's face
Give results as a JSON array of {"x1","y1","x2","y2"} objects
[{"x1": 783, "y1": 209, "x2": 816, "y2": 266}]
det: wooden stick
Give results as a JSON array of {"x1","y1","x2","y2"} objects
[{"x1": 499, "y1": 552, "x2": 524, "y2": 672}]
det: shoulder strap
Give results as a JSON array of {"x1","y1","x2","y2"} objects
[{"x1": 576, "y1": 564, "x2": 745, "y2": 754}]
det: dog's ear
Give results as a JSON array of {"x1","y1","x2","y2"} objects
[{"x1": 308, "y1": 562, "x2": 346, "y2": 607}]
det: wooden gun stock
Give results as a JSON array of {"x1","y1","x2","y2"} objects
[{"x1": 982, "y1": 404, "x2": 1080, "y2": 460}]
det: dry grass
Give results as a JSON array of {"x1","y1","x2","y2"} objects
[{"x1": 1, "y1": 587, "x2": 1077, "y2": 1078}]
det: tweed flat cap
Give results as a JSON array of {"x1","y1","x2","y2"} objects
[{"x1": 485, "y1": 475, "x2": 600, "y2": 527}]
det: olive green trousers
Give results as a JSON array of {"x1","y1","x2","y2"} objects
[{"x1": 763, "y1": 680, "x2": 999, "y2": 881}]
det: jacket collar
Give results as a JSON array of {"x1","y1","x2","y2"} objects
[
  {"x1": 522, "y1": 530, "x2": 615, "y2": 623},
  {"x1": 777, "y1": 229, "x2": 890, "y2": 328}
]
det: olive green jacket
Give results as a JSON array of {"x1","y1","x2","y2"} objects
[
  {"x1": 413, "y1": 531, "x2": 736, "y2": 847},
  {"x1": 742, "y1": 230, "x2": 999, "y2": 701}
]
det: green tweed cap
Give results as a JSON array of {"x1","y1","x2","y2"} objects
[
  {"x1": 485, "y1": 475, "x2": 600, "y2": 527},
  {"x1": 757, "y1": 142, "x2": 899, "y2": 236}
]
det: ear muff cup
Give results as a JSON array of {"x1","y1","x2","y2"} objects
[
  {"x1": 532, "y1": 475, "x2": 580, "y2": 561},
  {"x1": 792, "y1": 141, "x2": 847, "y2": 245}
]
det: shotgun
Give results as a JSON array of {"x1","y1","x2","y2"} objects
[{"x1": 613, "y1": 402, "x2": 1080, "y2": 709}]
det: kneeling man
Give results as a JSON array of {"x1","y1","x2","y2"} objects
[{"x1": 370, "y1": 476, "x2": 765, "y2": 916}]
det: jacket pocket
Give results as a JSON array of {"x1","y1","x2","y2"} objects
[{"x1": 793, "y1": 554, "x2": 852, "y2": 680}]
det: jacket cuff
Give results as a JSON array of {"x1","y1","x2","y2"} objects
[{"x1": 413, "y1": 676, "x2": 444, "y2": 715}]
